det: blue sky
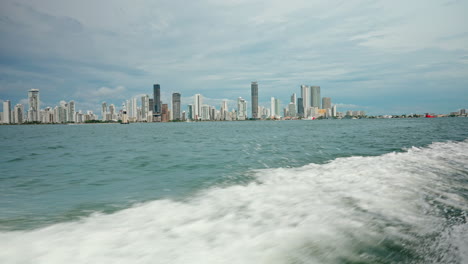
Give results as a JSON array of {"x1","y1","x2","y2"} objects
[{"x1": 0, "y1": 0, "x2": 467, "y2": 115}]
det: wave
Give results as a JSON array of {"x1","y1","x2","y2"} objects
[{"x1": 1, "y1": 140, "x2": 467, "y2": 264}]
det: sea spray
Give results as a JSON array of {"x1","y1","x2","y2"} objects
[{"x1": 1, "y1": 140, "x2": 467, "y2": 264}]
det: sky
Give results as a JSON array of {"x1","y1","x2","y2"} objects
[{"x1": 0, "y1": 0, "x2": 467, "y2": 115}]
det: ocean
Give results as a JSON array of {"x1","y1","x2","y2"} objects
[{"x1": 0, "y1": 118, "x2": 467, "y2": 263}]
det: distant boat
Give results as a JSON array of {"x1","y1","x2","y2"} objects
[{"x1": 425, "y1": 114, "x2": 436, "y2": 118}]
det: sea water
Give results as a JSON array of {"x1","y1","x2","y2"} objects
[{"x1": 0, "y1": 118, "x2": 467, "y2": 263}]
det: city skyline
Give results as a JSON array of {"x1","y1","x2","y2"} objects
[{"x1": 0, "y1": 1, "x2": 467, "y2": 115}]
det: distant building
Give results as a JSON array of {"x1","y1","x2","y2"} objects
[
  {"x1": 194, "y1": 94, "x2": 202, "y2": 120},
  {"x1": 13, "y1": 104, "x2": 24, "y2": 124},
  {"x1": 67, "y1": 101, "x2": 75, "y2": 122},
  {"x1": 237, "y1": 97, "x2": 247, "y2": 120},
  {"x1": 332, "y1": 105, "x2": 337, "y2": 117},
  {"x1": 161, "y1": 104, "x2": 169, "y2": 122},
  {"x1": 201, "y1": 104, "x2": 210, "y2": 121},
  {"x1": 301, "y1": 85, "x2": 310, "y2": 116},
  {"x1": 270, "y1": 97, "x2": 276, "y2": 117},
  {"x1": 141, "y1": 95, "x2": 149, "y2": 121},
  {"x1": 311, "y1": 86, "x2": 321, "y2": 108},
  {"x1": 28, "y1": 89, "x2": 40, "y2": 122},
  {"x1": 251, "y1": 82, "x2": 258, "y2": 119},
  {"x1": 288, "y1": 102, "x2": 296, "y2": 117},
  {"x1": 322, "y1": 97, "x2": 331, "y2": 110},
  {"x1": 172, "y1": 93, "x2": 181, "y2": 120},
  {"x1": 297, "y1": 98, "x2": 304, "y2": 117},
  {"x1": 153, "y1": 84, "x2": 161, "y2": 114},
  {"x1": 101, "y1": 102, "x2": 108, "y2": 121},
  {"x1": 2, "y1": 100, "x2": 11, "y2": 124},
  {"x1": 221, "y1": 100, "x2": 229, "y2": 121},
  {"x1": 187, "y1": 104, "x2": 194, "y2": 120},
  {"x1": 275, "y1": 98, "x2": 281, "y2": 118}
]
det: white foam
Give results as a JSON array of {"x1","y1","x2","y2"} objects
[{"x1": 1, "y1": 141, "x2": 467, "y2": 264}]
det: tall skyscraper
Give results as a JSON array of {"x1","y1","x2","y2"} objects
[
  {"x1": 221, "y1": 100, "x2": 229, "y2": 120},
  {"x1": 101, "y1": 102, "x2": 108, "y2": 121},
  {"x1": 251, "y1": 82, "x2": 258, "y2": 119},
  {"x1": 141, "y1": 95, "x2": 149, "y2": 121},
  {"x1": 311, "y1": 86, "x2": 321, "y2": 108},
  {"x1": 153, "y1": 84, "x2": 161, "y2": 114},
  {"x1": 28, "y1": 89, "x2": 40, "y2": 122},
  {"x1": 172, "y1": 93, "x2": 181, "y2": 121},
  {"x1": 297, "y1": 98, "x2": 304, "y2": 117},
  {"x1": 187, "y1": 104, "x2": 194, "y2": 120},
  {"x1": 3, "y1": 100, "x2": 11, "y2": 124},
  {"x1": 322, "y1": 97, "x2": 331, "y2": 109},
  {"x1": 194, "y1": 94, "x2": 202, "y2": 120},
  {"x1": 237, "y1": 97, "x2": 247, "y2": 120},
  {"x1": 109, "y1": 104, "x2": 116, "y2": 120},
  {"x1": 301, "y1": 85, "x2": 310, "y2": 117},
  {"x1": 275, "y1": 98, "x2": 281, "y2": 117},
  {"x1": 291, "y1": 93, "x2": 296, "y2": 104},
  {"x1": 13, "y1": 104, "x2": 24, "y2": 124},
  {"x1": 68, "y1": 101, "x2": 75, "y2": 122},
  {"x1": 270, "y1": 97, "x2": 276, "y2": 117}
]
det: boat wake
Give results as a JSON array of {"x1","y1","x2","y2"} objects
[{"x1": 1, "y1": 140, "x2": 467, "y2": 264}]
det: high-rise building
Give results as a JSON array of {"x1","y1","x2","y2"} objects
[
  {"x1": 301, "y1": 85, "x2": 310, "y2": 116},
  {"x1": 101, "y1": 102, "x2": 107, "y2": 121},
  {"x1": 221, "y1": 100, "x2": 229, "y2": 121},
  {"x1": 275, "y1": 98, "x2": 281, "y2": 117},
  {"x1": 187, "y1": 104, "x2": 194, "y2": 120},
  {"x1": 153, "y1": 84, "x2": 161, "y2": 114},
  {"x1": 288, "y1": 102, "x2": 296, "y2": 117},
  {"x1": 251, "y1": 82, "x2": 258, "y2": 119},
  {"x1": 332, "y1": 105, "x2": 337, "y2": 117},
  {"x1": 322, "y1": 97, "x2": 331, "y2": 109},
  {"x1": 291, "y1": 93, "x2": 296, "y2": 104},
  {"x1": 201, "y1": 105, "x2": 210, "y2": 121},
  {"x1": 172, "y1": 93, "x2": 181, "y2": 121},
  {"x1": 194, "y1": 94, "x2": 202, "y2": 120},
  {"x1": 2, "y1": 100, "x2": 11, "y2": 124},
  {"x1": 297, "y1": 98, "x2": 304, "y2": 117},
  {"x1": 109, "y1": 104, "x2": 116, "y2": 120},
  {"x1": 270, "y1": 97, "x2": 276, "y2": 117},
  {"x1": 28, "y1": 89, "x2": 40, "y2": 122},
  {"x1": 13, "y1": 104, "x2": 24, "y2": 124},
  {"x1": 311, "y1": 86, "x2": 321, "y2": 108},
  {"x1": 161, "y1": 104, "x2": 169, "y2": 122},
  {"x1": 237, "y1": 97, "x2": 247, "y2": 120},
  {"x1": 68, "y1": 101, "x2": 75, "y2": 122},
  {"x1": 141, "y1": 95, "x2": 149, "y2": 121}
]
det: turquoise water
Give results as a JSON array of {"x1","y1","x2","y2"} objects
[{"x1": 1, "y1": 118, "x2": 467, "y2": 263}]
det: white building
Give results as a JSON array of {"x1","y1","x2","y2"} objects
[
  {"x1": 28, "y1": 89, "x2": 40, "y2": 122},
  {"x1": 2, "y1": 100, "x2": 11, "y2": 124},
  {"x1": 194, "y1": 94, "x2": 203, "y2": 120},
  {"x1": 237, "y1": 97, "x2": 247, "y2": 120}
]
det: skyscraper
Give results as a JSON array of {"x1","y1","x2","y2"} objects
[
  {"x1": 291, "y1": 93, "x2": 296, "y2": 104},
  {"x1": 237, "y1": 97, "x2": 247, "y2": 120},
  {"x1": 297, "y1": 98, "x2": 304, "y2": 117},
  {"x1": 221, "y1": 100, "x2": 229, "y2": 121},
  {"x1": 275, "y1": 98, "x2": 281, "y2": 117},
  {"x1": 28, "y1": 89, "x2": 40, "y2": 122},
  {"x1": 187, "y1": 104, "x2": 194, "y2": 120},
  {"x1": 13, "y1": 104, "x2": 24, "y2": 124},
  {"x1": 251, "y1": 82, "x2": 258, "y2": 119},
  {"x1": 3, "y1": 100, "x2": 11, "y2": 124},
  {"x1": 101, "y1": 102, "x2": 107, "y2": 121},
  {"x1": 301, "y1": 85, "x2": 310, "y2": 117},
  {"x1": 172, "y1": 93, "x2": 181, "y2": 121},
  {"x1": 270, "y1": 97, "x2": 276, "y2": 117},
  {"x1": 141, "y1": 95, "x2": 149, "y2": 121},
  {"x1": 148, "y1": 98, "x2": 154, "y2": 116},
  {"x1": 68, "y1": 101, "x2": 75, "y2": 122},
  {"x1": 153, "y1": 84, "x2": 161, "y2": 114},
  {"x1": 194, "y1": 94, "x2": 202, "y2": 120},
  {"x1": 322, "y1": 97, "x2": 331, "y2": 109},
  {"x1": 109, "y1": 104, "x2": 116, "y2": 120},
  {"x1": 311, "y1": 86, "x2": 321, "y2": 108}
]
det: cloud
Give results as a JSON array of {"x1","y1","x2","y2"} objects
[{"x1": 0, "y1": 0, "x2": 467, "y2": 114}]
